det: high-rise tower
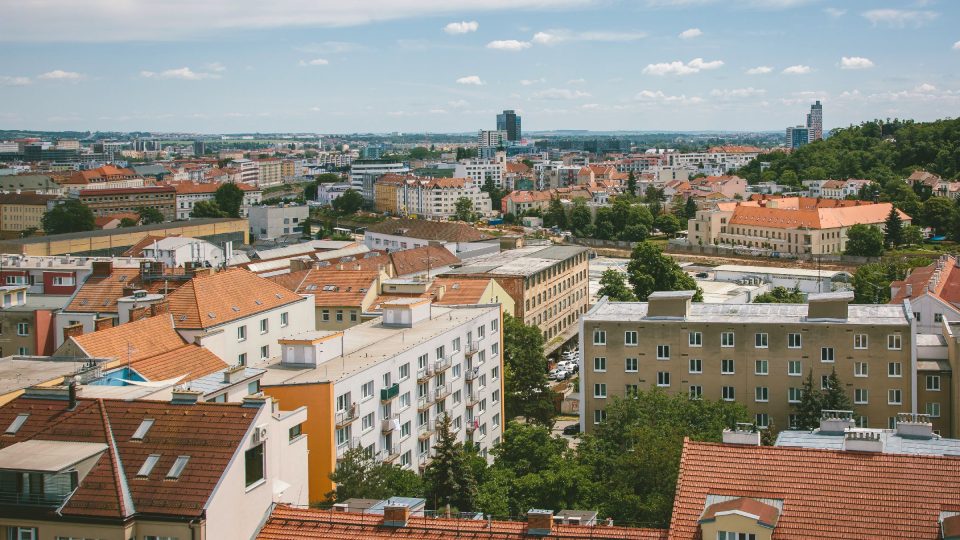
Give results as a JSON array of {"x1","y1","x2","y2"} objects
[
  {"x1": 806, "y1": 100, "x2": 823, "y2": 142},
  {"x1": 496, "y1": 110, "x2": 521, "y2": 141}
]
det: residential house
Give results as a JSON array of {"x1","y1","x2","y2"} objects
[
  {"x1": 270, "y1": 268, "x2": 386, "y2": 330},
  {"x1": 364, "y1": 218, "x2": 499, "y2": 259}
]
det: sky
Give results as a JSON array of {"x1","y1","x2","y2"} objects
[{"x1": 0, "y1": 0, "x2": 958, "y2": 134}]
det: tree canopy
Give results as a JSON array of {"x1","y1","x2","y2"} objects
[
  {"x1": 214, "y1": 183, "x2": 245, "y2": 218},
  {"x1": 42, "y1": 200, "x2": 95, "y2": 235},
  {"x1": 332, "y1": 188, "x2": 364, "y2": 215},
  {"x1": 190, "y1": 200, "x2": 228, "y2": 218},
  {"x1": 502, "y1": 314, "x2": 554, "y2": 425},
  {"x1": 752, "y1": 286, "x2": 805, "y2": 303},
  {"x1": 136, "y1": 206, "x2": 165, "y2": 225},
  {"x1": 453, "y1": 197, "x2": 477, "y2": 222},
  {"x1": 597, "y1": 269, "x2": 637, "y2": 301},
  {"x1": 626, "y1": 242, "x2": 703, "y2": 301},
  {"x1": 844, "y1": 224, "x2": 885, "y2": 257}
]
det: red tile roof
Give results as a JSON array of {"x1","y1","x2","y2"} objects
[
  {"x1": 0, "y1": 396, "x2": 258, "y2": 520},
  {"x1": 389, "y1": 245, "x2": 460, "y2": 276},
  {"x1": 131, "y1": 343, "x2": 227, "y2": 381},
  {"x1": 66, "y1": 268, "x2": 142, "y2": 313},
  {"x1": 79, "y1": 186, "x2": 176, "y2": 197},
  {"x1": 257, "y1": 506, "x2": 667, "y2": 540},
  {"x1": 366, "y1": 218, "x2": 492, "y2": 243},
  {"x1": 168, "y1": 181, "x2": 260, "y2": 194},
  {"x1": 728, "y1": 201, "x2": 908, "y2": 230},
  {"x1": 270, "y1": 268, "x2": 379, "y2": 307},
  {"x1": 65, "y1": 165, "x2": 139, "y2": 185},
  {"x1": 889, "y1": 255, "x2": 960, "y2": 305},
  {"x1": 699, "y1": 497, "x2": 780, "y2": 528},
  {"x1": 670, "y1": 439, "x2": 960, "y2": 540},
  {"x1": 167, "y1": 268, "x2": 303, "y2": 329},
  {"x1": 70, "y1": 314, "x2": 186, "y2": 364}
]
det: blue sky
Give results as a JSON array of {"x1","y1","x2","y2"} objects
[{"x1": 0, "y1": 0, "x2": 957, "y2": 134}]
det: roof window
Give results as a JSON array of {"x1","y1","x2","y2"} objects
[
  {"x1": 167, "y1": 455, "x2": 190, "y2": 479},
  {"x1": 5, "y1": 413, "x2": 28, "y2": 435},
  {"x1": 132, "y1": 418, "x2": 155, "y2": 440},
  {"x1": 137, "y1": 454, "x2": 161, "y2": 477}
]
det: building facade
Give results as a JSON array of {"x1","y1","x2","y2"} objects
[
  {"x1": 496, "y1": 110, "x2": 521, "y2": 141},
  {"x1": 248, "y1": 205, "x2": 309, "y2": 240},
  {"x1": 78, "y1": 186, "x2": 177, "y2": 221}
]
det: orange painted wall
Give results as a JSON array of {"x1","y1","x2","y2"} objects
[{"x1": 263, "y1": 382, "x2": 335, "y2": 502}]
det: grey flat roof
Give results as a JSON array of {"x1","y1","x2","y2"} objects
[
  {"x1": 585, "y1": 300, "x2": 909, "y2": 326},
  {"x1": 182, "y1": 367, "x2": 265, "y2": 394},
  {"x1": 0, "y1": 356, "x2": 103, "y2": 395},
  {"x1": 4, "y1": 218, "x2": 245, "y2": 245},
  {"x1": 776, "y1": 429, "x2": 960, "y2": 456},
  {"x1": 0, "y1": 440, "x2": 107, "y2": 473},
  {"x1": 714, "y1": 264, "x2": 850, "y2": 278},
  {"x1": 441, "y1": 245, "x2": 588, "y2": 278},
  {"x1": 3, "y1": 295, "x2": 72, "y2": 311}
]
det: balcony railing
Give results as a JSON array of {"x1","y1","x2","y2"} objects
[
  {"x1": 335, "y1": 403, "x2": 358, "y2": 427},
  {"x1": 433, "y1": 384, "x2": 450, "y2": 402},
  {"x1": 380, "y1": 384, "x2": 400, "y2": 402},
  {"x1": 379, "y1": 444, "x2": 402, "y2": 463},
  {"x1": 336, "y1": 436, "x2": 361, "y2": 457},
  {"x1": 418, "y1": 420, "x2": 436, "y2": 439},
  {"x1": 418, "y1": 454, "x2": 433, "y2": 470},
  {"x1": 417, "y1": 365, "x2": 435, "y2": 382},
  {"x1": 417, "y1": 395, "x2": 431, "y2": 411},
  {"x1": 434, "y1": 357, "x2": 452, "y2": 373},
  {"x1": 465, "y1": 367, "x2": 480, "y2": 381},
  {"x1": 0, "y1": 490, "x2": 70, "y2": 507},
  {"x1": 382, "y1": 415, "x2": 400, "y2": 433},
  {"x1": 465, "y1": 393, "x2": 480, "y2": 406},
  {"x1": 466, "y1": 418, "x2": 479, "y2": 433},
  {"x1": 464, "y1": 341, "x2": 480, "y2": 357}
]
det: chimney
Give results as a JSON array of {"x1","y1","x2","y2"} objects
[
  {"x1": 128, "y1": 305, "x2": 148, "y2": 322},
  {"x1": 332, "y1": 503, "x2": 349, "y2": 512},
  {"x1": 242, "y1": 394, "x2": 269, "y2": 408},
  {"x1": 67, "y1": 377, "x2": 78, "y2": 410},
  {"x1": 150, "y1": 300, "x2": 169, "y2": 317},
  {"x1": 819, "y1": 410, "x2": 855, "y2": 434},
  {"x1": 527, "y1": 509, "x2": 554, "y2": 536},
  {"x1": 646, "y1": 290, "x2": 694, "y2": 318},
  {"x1": 843, "y1": 430, "x2": 883, "y2": 452},
  {"x1": 223, "y1": 364, "x2": 247, "y2": 384},
  {"x1": 721, "y1": 423, "x2": 761, "y2": 446},
  {"x1": 171, "y1": 388, "x2": 203, "y2": 405},
  {"x1": 383, "y1": 504, "x2": 410, "y2": 527},
  {"x1": 94, "y1": 316, "x2": 114, "y2": 331},
  {"x1": 895, "y1": 413, "x2": 934, "y2": 439},
  {"x1": 806, "y1": 291, "x2": 854, "y2": 320},
  {"x1": 22, "y1": 385, "x2": 72, "y2": 401},
  {"x1": 905, "y1": 283, "x2": 913, "y2": 297},
  {"x1": 62, "y1": 323, "x2": 84, "y2": 342},
  {"x1": 91, "y1": 260, "x2": 113, "y2": 277}
]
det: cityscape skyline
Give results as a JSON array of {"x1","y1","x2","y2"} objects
[{"x1": 0, "y1": 0, "x2": 958, "y2": 133}]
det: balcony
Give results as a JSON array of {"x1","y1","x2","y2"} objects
[
  {"x1": 379, "y1": 444, "x2": 402, "y2": 463},
  {"x1": 434, "y1": 357, "x2": 452, "y2": 373},
  {"x1": 418, "y1": 420, "x2": 436, "y2": 440},
  {"x1": 465, "y1": 367, "x2": 480, "y2": 381},
  {"x1": 380, "y1": 384, "x2": 400, "y2": 402},
  {"x1": 336, "y1": 437, "x2": 361, "y2": 458},
  {"x1": 465, "y1": 393, "x2": 480, "y2": 407},
  {"x1": 464, "y1": 341, "x2": 480, "y2": 357},
  {"x1": 417, "y1": 365, "x2": 435, "y2": 382},
  {"x1": 433, "y1": 384, "x2": 450, "y2": 403},
  {"x1": 382, "y1": 415, "x2": 400, "y2": 433},
  {"x1": 0, "y1": 489, "x2": 70, "y2": 508},
  {"x1": 466, "y1": 418, "x2": 479, "y2": 433},
  {"x1": 418, "y1": 454, "x2": 433, "y2": 471},
  {"x1": 335, "y1": 403, "x2": 358, "y2": 427},
  {"x1": 417, "y1": 395, "x2": 431, "y2": 411}
]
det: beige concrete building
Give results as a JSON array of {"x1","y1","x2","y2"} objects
[
  {"x1": 0, "y1": 192, "x2": 57, "y2": 234},
  {"x1": 579, "y1": 291, "x2": 917, "y2": 434}
]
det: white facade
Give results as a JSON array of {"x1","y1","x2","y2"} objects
[
  {"x1": 350, "y1": 161, "x2": 410, "y2": 189},
  {"x1": 316, "y1": 183, "x2": 353, "y2": 206},
  {"x1": 248, "y1": 205, "x2": 310, "y2": 240},
  {"x1": 175, "y1": 185, "x2": 262, "y2": 220},
  {"x1": 232, "y1": 158, "x2": 259, "y2": 184},
  {"x1": 140, "y1": 237, "x2": 226, "y2": 268},
  {"x1": 454, "y1": 153, "x2": 506, "y2": 189},
  {"x1": 363, "y1": 230, "x2": 500, "y2": 258}
]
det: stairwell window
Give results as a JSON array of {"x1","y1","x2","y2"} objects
[
  {"x1": 721, "y1": 359, "x2": 735, "y2": 375},
  {"x1": 927, "y1": 375, "x2": 941, "y2": 391},
  {"x1": 755, "y1": 387, "x2": 768, "y2": 402},
  {"x1": 888, "y1": 389, "x2": 902, "y2": 405},
  {"x1": 689, "y1": 331, "x2": 702, "y2": 347},
  {"x1": 926, "y1": 402, "x2": 941, "y2": 417},
  {"x1": 656, "y1": 345, "x2": 670, "y2": 360},
  {"x1": 755, "y1": 360, "x2": 768, "y2": 376},
  {"x1": 855, "y1": 389, "x2": 868, "y2": 404},
  {"x1": 689, "y1": 359, "x2": 702, "y2": 374},
  {"x1": 625, "y1": 358, "x2": 638, "y2": 372},
  {"x1": 594, "y1": 383, "x2": 607, "y2": 398},
  {"x1": 855, "y1": 362, "x2": 868, "y2": 377},
  {"x1": 594, "y1": 357, "x2": 606, "y2": 372}
]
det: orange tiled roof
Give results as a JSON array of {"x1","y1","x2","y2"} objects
[
  {"x1": 168, "y1": 181, "x2": 260, "y2": 194},
  {"x1": 390, "y1": 245, "x2": 460, "y2": 276},
  {"x1": 699, "y1": 497, "x2": 780, "y2": 528},
  {"x1": 670, "y1": 439, "x2": 960, "y2": 540},
  {"x1": 431, "y1": 278, "x2": 491, "y2": 304},
  {"x1": 66, "y1": 165, "x2": 139, "y2": 185},
  {"x1": 0, "y1": 396, "x2": 258, "y2": 520},
  {"x1": 94, "y1": 212, "x2": 140, "y2": 228},
  {"x1": 728, "y1": 201, "x2": 907, "y2": 230},
  {"x1": 889, "y1": 255, "x2": 960, "y2": 305},
  {"x1": 366, "y1": 218, "x2": 492, "y2": 243},
  {"x1": 707, "y1": 145, "x2": 763, "y2": 153},
  {"x1": 122, "y1": 234, "x2": 181, "y2": 257},
  {"x1": 257, "y1": 505, "x2": 667, "y2": 540},
  {"x1": 270, "y1": 268, "x2": 379, "y2": 307},
  {"x1": 71, "y1": 314, "x2": 186, "y2": 364},
  {"x1": 66, "y1": 268, "x2": 142, "y2": 313},
  {"x1": 131, "y1": 343, "x2": 227, "y2": 381},
  {"x1": 167, "y1": 268, "x2": 303, "y2": 329}
]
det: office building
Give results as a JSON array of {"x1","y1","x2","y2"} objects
[
  {"x1": 786, "y1": 125, "x2": 809, "y2": 149},
  {"x1": 453, "y1": 152, "x2": 506, "y2": 189},
  {"x1": 579, "y1": 291, "x2": 916, "y2": 434},
  {"x1": 248, "y1": 204, "x2": 308, "y2": 240},
  {"x1": 350, "y1": 160, "x2": 410, "y2": 191},
  {"x1": 260, "y1": 300, "x2": 505, "y2": 501},
  {"x1": 807, "y1": 100, "x2": 823, "y2": 142},
  {"x1": 478, "y1": 130, "x2": 508, "y2": 159},
  {"x1": 193, "y1": 140, "x2": 206, "y2": 156},
  {"x1": 496, "y1": 110, "x2": 521, "y2": 141}
]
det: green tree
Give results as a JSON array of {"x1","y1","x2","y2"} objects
[
  {"x1": 884, "y1": 205, "x2": 904, "y2": 247},
  {"x1": 19, "y1": 226, "x2": 38, "y2": 238},
  {"x1": 326, "y1": 447, "x2": 387, "y2": 502},
  {"x1": 332, "y1": 189, "x2": 364, "y2": 215},
  {"x1": 822, "y1": 368, "x2": 853, "y2": 412},
  {"x1": 851, "y1": 260, "x2": 926, "y2": 303},
  {"x1": 423, "y1": 413, "x2": 477, "y2": 511},
  {"x1": 119, "y1": 217, "x2": 139, "y2": 228},
  {"x1": 41, "y1": 199, "x2": 95, "y2": 235},
  {"x1": 569, "y1": 198, "x2": 591, "y2": 235},
  {"x1": 921, "y1": 197, "x2": 956, "y2": 236},
  {"x1": 844, "y1": 224, "x2": 885, "y2": 257},
  {"x1": 593, "y1": 207, "x2": 615, "y2": 239},
  {"x1": 684, "y1": 197, "x2": 698, "y2": 219},
  {"x1": 136, "y1": 206, "x2": 165, "y2": 225},
  {"x1": 502, "y1": 314, "x2": 554, "y2": 425},
  {"x1": 903, "y1": 224, "x2": 925, "y2": 246},
  {"x1": 315, "y1": 172, "x2": 342, "y2": 184},
  {"x1": 621, "y1": 224, "x2": 649, "y2": 242},
  {"x1": 753, "y1": 286, "x2": 805, "y2": 303},
  {"x1": 481, "y1": 177, "x2": 505, "y2": 210},
  {"x1": 544, "y1": 197, "x2": 567, "y2": 229},
  {"x1": 453, "y1": 197, "x2": 476, "y2": 222},
  {"x1": 597, "y1": 269, "x2": 637, "y2": 301},
  {"x1": 214, "y1": 183, "x2": 245, "y2": 218},
  {"x1": 794, "y1": 370, "x2": 823, "y2": 430},
  {"x1": 627, "y1": 171, "x2": 637, "y2": 196},
  {"x1": 626, "y1": 242, "x2": 703, "y2": 301},
  {"x1": 654, "y1": 214, "x2": 681, "y2": 234},
  {"x1": 190, "y1": 200, "x2": 228, "y2": 218}
]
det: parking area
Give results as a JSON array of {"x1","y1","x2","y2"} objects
[{"x1": 552, "y1": 417, "x2": 581, "y2": 449}]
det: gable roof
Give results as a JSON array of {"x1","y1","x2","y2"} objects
[
  {"x1": 70, "y1": 314, "x2": 186, "y2": 364},
  {"x1": 389, "y1": 245, "x2": 460, "y2": 276},
  {"x1": 167, "y1": 268, "x2": 303, "y2": 329},
  {"x1": 728, "y1": 201, "x2": 908, "y2": 230},
  {"x1": 890, "y1": 255, "x2": 960, "y2": 306},
  {"x1": 430, "y1": 278, "x2": 492, "y2": 305},
  {"x1": 270, "y1": 268, "x2": 379, "y2": 307},
  {"x1": 257, "y1": 505, "x2": 667, "y2": 540},
  {"x1": 366, "y1": 218, "x2": 492, "y2": 243},
  {"x1": 130, "y1": 344, "x2": 227, "y2": 381},
  {"x1": 0, "y1": 396, "x2": 258, "y2": 520},
  {"x1": 670, "y1": 439, "x2": 960, "y2": 540},
  {"x1": 65, "y1": 268, "x2": 142, "y2": 313}
]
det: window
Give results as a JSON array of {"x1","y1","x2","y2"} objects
[
  {"x1": 401, "y1": 421, "x2": 411, "y2": 439},
  {"x1": 754, "y1": 333, "x2": 768, "y2": 348},
  {"x1": 400, "y1": 363, "x2": 410, "y2": 381},
  {"x1": 5, "y1": 413, "x2": 29, "y2": 435},
  {"x1": 238, "y1": 353, "x2": 247, "y2": 366},
  {"x1": 718, "y1": 531, "x2": 757, "y2": 540},
  {"x1": 491, "y1": 366, "x2": 500, "y2": 380},
  {"x1": 492, "y1": 389, "x2": 500, "y2": 403},
  {"x1": 400, "y1": 392, "x2": 411, "y2": 409},
  {"x1": 260, "y1": 345, "x2": 269, "y2": 359},
  {"x1": 336, "y1": 310, "x2": 343, "y2": 322},
  {"x1": 689, "y1": 331, "x2": 702, "y2": 347},
  {"x1": 237, "y1": 325, "x2": 247, "y2": 342},
  {"x1": 854, "y1": 334, "x2": 868, "y2": 349},
  {"x1": 167, "y1": 455, "x2": 190, "y2": 479},
  {"x1": 689, "y1": 359, "x2": 702, "y2": 374},
  {"x1": 625, "y1": 357, "x2": 638, "y2": 372},
  {"x1": 888, "y1": 362, "x2": 902, "y2": 377},
  {"x1": 280, "y1": 312, "x2": 289, "y2": 327},
  {"x1": 855, "y1": 389, "x2": 869, "y2": 404},
  {"x1": 453, "y1": 337, "x2": 461, "y2": 351},
  {"x1": 593, "y1": 409, "x2": 606, "y2": 424},
  {"x1": 594, "y1": 357, "x2": 606, "y2": 372},
  {"x1": 289, "y1": 423, "x2": 303, "y2": 441},
  {"x1": 821, "y1": 374, "x2": 830, "y2": 390},
  {"x1": 657, "y1": 372, "x2": 671, "y2": 387},
  {"x1": 926, "y1": 402, "x2": 941, "y2": 418},
  {"x1": 689, "y1": 385, "x2": 702, "y2": 399},
  {"x1": 361, "y1": 381, "x2": 374, "y2": 400},
  {"x1": 656, "y1": 345, "x2": 670, "y2": 360},
  {"x1": 593, "y1": 329, "x2": 606, "y2": 345},
  {"x1": 624, "y1": 331, "x2": 638, "y2": 346},
  {"x1": 788, "y1": 332, "x2": 801, "y2": 349},
  {"x1": 721, "y1": 386, "x2": 735, "y2": 401},
  {"x1": 336, "y1": 426, "x2": 351, "y2": 446},
  {"x1": 855, "y1": 362, "x2": 868, "y2": 377},
  {"x1": 888, "y1": 389, "x2": 902, "y2": 405},
  {"x1": 787, "y1": 360, "x2": 801, "y2": 376},
  {"x1": 321, "y1": 310, "x2": 329, "y2": 321},
  {"x1": 491, "y1": 318, "x2": 499, "y2": 332},
  {"x1": 927, "y1": 375, "x2": 941, "y2": 391},
  {"x1": 626, "y1": 384, "x2": 639, "y2": 397},
  {"x1": 755, "y1": 413, "x2": 769, "y2": 428},
  {"x1": 259, "y1": 318, "x2": 268, "y2": 334},
  {"x1": 491, "y1": 343, "x2": 499, "y2": 357},
  {"x1": 16, "y1": 323, "x2": 28, "y2": 336},
  {"x1": 788, "y1": 387, "x2": 802, "y2": 403},
  {"x1": 52, "y1": 276, "x2": 75, "y2": 286},
  {"x1": 452, "y1": 364, "x2": 461, "y2": 379},
  {"x1": 888, "y1": 334, "x2": 902, "y2": 350},
  {"x1": 360, "y1": 412, "x2": 374, "y2": 432},
  {"x1": 336, "y1": 391, "x2": 352, "y2": 412},
  {"x1": 418, "y1": 438, "x2": 430, "y2": 455},
  {"x1": 137, "y1": 454, "x2": 161, "y2": 477},
  {"x1": 755, "y1": 360, "x2": 768, "y2": 375},
  {"x1": 132, "y1": 418, "x2": 155, "y2": 440},
  {"x1": 245, "y1": 444, "x2": 265, "y2": 487},
  {"x1": 721, "y1": 359, "x2": 735, "y2": 375},
  {"x1": 248, "y1": 380, "x2": 260, "y2": 395},
  {"x1": 755, "y1": 386, "x2": 768, "y2": 402},
  {"x1": 935, "y1": 313, "x2": 944, "y2": 323},
  {"x1": 477, "y1": 325, "x2": 485, "y2": 339},
  {"x1": 821, "y1": 347, "x2": 834, "y2": 363},
  {"x1": 721, "y1": 332, "x2": 735, "y2": 347},
  {"x1": 594, "y1": 383, "x2": 607, "y2": 398}
]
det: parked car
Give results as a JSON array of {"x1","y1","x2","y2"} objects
[
  {"x1": 562, "y1": 349, "x2": 579, "y2": 361},
  {"x1": 557, "y1": 360, "x2": 578, "y2": 373},
  {"x1": 562, "y1": 424, "x2": 581, "y2": 435},
  {"x1": 695, "y1": 272, "x2": 709, "y2": 278},
  {"x1": 548, "y1": 368, "x2": 570, "y2": 381}
]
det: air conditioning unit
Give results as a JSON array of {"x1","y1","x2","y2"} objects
[{"x1": 253, "y1": 424, "x2": 269, "y2": 444}]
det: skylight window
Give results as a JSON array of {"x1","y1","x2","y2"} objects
[
  {"x1": 131, "y1": 418, "x2": 155, "y2": 440},
  {"x1": 5, "y1": 413, "x2": 28, "y2": 435},
  {"x1": 137, "y1": 454, "x2": 161, "y2": 477},
  {"x1": 118, "y1": 275, "x2": 127, "y2": 282},
  {"x1": 167, "y1": 455, "x2": 190, "y2": 479}
]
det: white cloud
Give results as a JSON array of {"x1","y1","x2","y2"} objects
[
  {"x1": 38, "y1": 69, "x2": 83, "y2": 81},
  {"x1": 782, "y1": 64, "x2": 811, "y2": 75},
  {"x1": 444, "y1": 21, "x2": 479, "y2": 34},
  {"x1": 296, "y1": 41, "x2": 364, "y2": 54},
  {"x1": 862, "y1": 9, "x2": 938, "y2": 28},
  {"x1": 633, "y1": 89, "x2": 702, "y2": 104},
  {"x1": 428, "y1": 108, "x2": 448, "y2": 114},
  {"x1": 532, "y1": 29, "x2": 646, "y2": 45},
  {"x1": 532, "y1": 32, "x2": 560, "y2": 45},
  {"x1": 824, "y1": 7, "x2": 846, "y2": 17},
  {"x1": 954, "y1": 41, "x2": 960, "y2": 50},
  {"x1": 456, "y1": 75, "x2": 485, "y2": 85},
  {"x1": 206, "y1": 62, "x2": 227, "y2": 72},
  {"x1": 710, "y1": 87, "x2": 766, "y2": 98},
  {"x1": 298, "y1": 58, "x2": 329, "y2": 66},
  {"x1": 0, "y1": 76, "x2": 31, "y2": 86},
  {"x1": 486, "y1": 39, "x2": 531, "y2": 51},
  {"x1": 533, "y1": 88, "x2": 592, "y2": 100},
  {"x1": 746, "y1": 66, "x2": 773, "y2": 75},
  {"x1": 140, "y1": 67, "x2": 220, "y2": 80},
  {"x1": 520, "y1": 78, "x2": 545, "y2": 86},
  {"x1": 567, "y1": 78, "x2": 586, "y2": 84},
  {"x1": 642, "y1": 58, "x2": 723, "y2": 75},
  {"x1": 915, "y1": 83, "x2": 937, "y2": 93},
  {"x1": 840, "y1": 56, "x2": 874, "y2": 70},
  {"x1": 679, "y1": 28, "x2": 702, "y2": 39},
  {"x1": 447, "y1": 99, "x2": 469, "y2": 108},
  {"x1": 581, "y1": 103, "x2": 601, "y2": 109}
]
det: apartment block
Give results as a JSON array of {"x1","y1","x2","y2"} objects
[
  {"x1": 248, "y1": 204, "x2": 309, "y2": 240},
  {"x1": 172, "y1": 181, "x2": 262, "y2": 220},
  {"x1": 257, "y1": 159, "x2": 282, "y2": 187},
  {"x1": 78, "y1": 186, "x2": 177, "y2": 221},
  {"x1": 373, "y1": 174, "x2": 492, "y2": 219},
  {"x1": 454, "y1": 153, "x2": 506, "y2": 189},
  {"x1": 261, "y1": 300, "x2": 505, "y2": 502},
  {"x1": 0, "y1": 192, "x2": 57, "y2": 233},
  {"x1": 579, "y1": 291, "x2": 916, "y2": 434}
]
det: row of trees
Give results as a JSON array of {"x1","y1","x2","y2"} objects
[
  {"x1": 538, "y1": 193, "x2": 693, "y2": 243},
  {"x1": 41, "y1": 200, "x2": 167, "y2": 235}
]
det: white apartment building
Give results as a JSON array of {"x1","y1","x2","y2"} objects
[
  {"x1": 248, "y1": 204, "x2": 309, "y2": 240},
  {"x1": 173, "y1": 181, "x2": 262, "y2": 220},
  {"x1": 454, "y1": 152, "x2": 506, "y2": 189},
  {"x1": 139, "y1": 236, "x2": 226, "y2": 268},
  {"x1": 261, "y1": 299, "x2": 505, "y2": 501},
  {"x1": 232, "y1": 158, "x2": 260, "y2": 184},
  {"x1": 350, "y1": 161, "x2": 410, "y2": 190},
  {"x1": 316, "y1": 183, "x2": 354, "y2": 206},
  {"x1": 478, "y1": 130, "x2": 508, "y2": 148}
]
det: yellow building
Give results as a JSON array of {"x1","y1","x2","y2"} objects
[{"x1": 0, "y1": 192, "x2": 57, "y2": 233}]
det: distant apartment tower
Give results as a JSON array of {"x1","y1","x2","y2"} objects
[
  {"x1": 496, "y1": 110, "x2": 521, "y2": 142},
  {"x1": 786, "y1": 126, "x2": 809, "y2": 149},
  {"x1": 807, "y1": 100, "x2": 823, "y2": 142},
  {"x1": 193, "y1": 140, "x2": 206, "y2": 156},
  {"x1": 477, "y1": 130, "x2": 508, "y2": 159}
]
